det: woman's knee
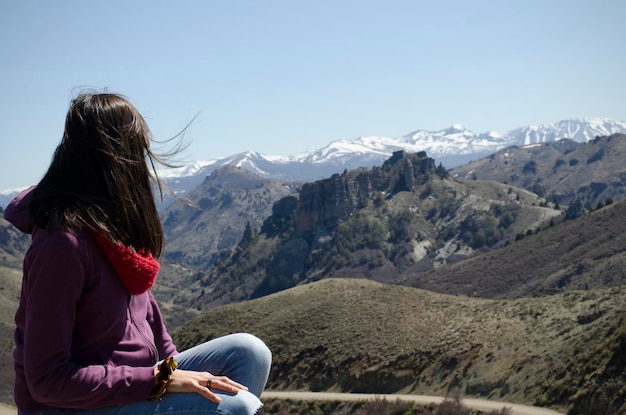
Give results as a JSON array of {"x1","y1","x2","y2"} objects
[
  {"x1": 218, "y1": 389, "x2": 264, "y2": 415},
  {"x1": 226, "y1": 333, "x2": 271, "y2": 367}
]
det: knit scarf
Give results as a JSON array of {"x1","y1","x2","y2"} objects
[{"x1": 91, "y1": 232, "x2": 160, "y2": 295}]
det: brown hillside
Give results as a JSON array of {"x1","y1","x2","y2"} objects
[
  {"x1": 0, "y1": 266, "x2": 22, "y2": 404},
  {"x1": 0, "y1": 215, "x2": 30, "y2": 270},
  {"x1": 0, "y1": 216, "x2": 30, "y2": 404},
  {"x1": 173, "y1": 278, "x2": 626, "y2": 415}
]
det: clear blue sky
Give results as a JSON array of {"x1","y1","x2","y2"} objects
[{"x1": 1, "y1": 0, "x2": 625, "y2": 190}]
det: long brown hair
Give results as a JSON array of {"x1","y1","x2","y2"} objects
[{"x1": 30, "y1": 92, "x2": 167, "y2": 257}]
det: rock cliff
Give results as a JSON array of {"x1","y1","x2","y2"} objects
[{"x1": 295, "y1": 151, "x2": 437, "y2": 236}]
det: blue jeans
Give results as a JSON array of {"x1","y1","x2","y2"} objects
[{"x1": 74, "y1": 333, "x2": 271, "y2": 415}]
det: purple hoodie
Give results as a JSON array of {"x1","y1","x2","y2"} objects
[{"x1": 4, "y1": 187, "x2": 177, "y2": 414}]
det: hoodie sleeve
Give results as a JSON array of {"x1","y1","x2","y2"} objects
[
  {"x1": 3, "y1": 186, "x2": 36, "y2": 234},
  {"x1": 19, "y1": 230, "x2": 156, "y2": 409}
]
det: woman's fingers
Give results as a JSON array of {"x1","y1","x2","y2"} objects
[
  {"x1": 167, "y1": 369, "x2": 249, "y2": 403},
  {"x1": 206, "y1": 375, "x2": 249, "y2": 393},
  {"x1": 200, "y1": 375, "x2": 248, "y2": 403},
  {"x1": 197, "y1": 381, "x2": 222, "y2": 404}
]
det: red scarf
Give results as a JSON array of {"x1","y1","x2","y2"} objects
[{"x1": 91, "y1": 233, "x2": 160, "y2": 295}]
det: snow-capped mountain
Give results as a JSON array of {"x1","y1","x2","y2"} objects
[
  {"x1": 508, "y1": 118, "x2": 625, "y2": 145},
  {"x1": 2, "y1": 118, "x2": 625, "y2": 209},
  {"x1": 156, "y1": 117, "x2": 626, "y2": 199}
]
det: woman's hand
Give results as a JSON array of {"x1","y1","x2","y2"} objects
[{"x1": 166, "y1": 369, "x2": 249, "y2": 403}]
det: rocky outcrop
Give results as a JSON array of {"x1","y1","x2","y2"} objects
[
  {"x1": 295, "y1": 151, "x2": 436, "y2": 236},
  {"x1": 186, "y1": 148, "x2": 565, "y2": 308}
]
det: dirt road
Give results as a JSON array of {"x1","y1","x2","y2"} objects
[
  {"x1": 261, "y1": 391, "x2": 565, "y2": 415},
  {"x1": 0, "y1": 403, "x2": 15, "y2": 415},
  {"x1": 0, "y1": 392, "x2": 566, "y2": 415}
]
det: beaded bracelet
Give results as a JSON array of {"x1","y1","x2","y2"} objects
[{"x1": 149, "y1": 357, "x2": 178, "y2": 402}]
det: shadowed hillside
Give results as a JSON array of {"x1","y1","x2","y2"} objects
[
  {"x1": 403, "y1": 196, "x2": 626, "y2": 298},
  {"x1": 161, "y1": 165, "x2": 299, "y2": 270}
]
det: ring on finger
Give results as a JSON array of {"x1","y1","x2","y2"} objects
[{"x1": 206, "y1": 378, "x2": 212, "y2": 389}]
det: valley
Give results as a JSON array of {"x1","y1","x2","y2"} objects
[{"x1": 1, "y1": 133, "x2": 626, "y2": 414}]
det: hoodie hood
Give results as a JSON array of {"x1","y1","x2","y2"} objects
[{"x1": 3, "y1": 186, "x2": 36, "y2": 234}]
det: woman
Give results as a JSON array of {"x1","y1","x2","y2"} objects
[{"x1": 4, "y1": 92, "x2": 271, "y2": 415}]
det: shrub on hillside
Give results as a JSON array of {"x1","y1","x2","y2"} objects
[
  {"x1": 459, "y1": 215, "x2": 500, "y2": 249},
  {"x1": 522, "y1": 160, "x2": 537, "y2": 175},
  {"x1": 435, "y1": 392, "x2": 469, "y2": 415}
]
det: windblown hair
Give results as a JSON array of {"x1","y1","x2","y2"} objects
[{"x1": 30, "y1": 92, "x2": 166, "y2": 257}]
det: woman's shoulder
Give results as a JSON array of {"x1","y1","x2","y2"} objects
[
  {"x1": 3, "y1": 185, "x2": 36, "y2": 234},
  {"x1": 22, "y1": 228, "x2": 101, "y2": 291},
  {"x1": 29, "y1": 227, "x2": 95, "y2": 260},
  {"x1": 32, "y1": 226, "x2": 82, "y2": 244}
]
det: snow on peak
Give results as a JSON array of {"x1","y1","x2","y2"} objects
[
  {"x1": 112, "y1": 117, "x2": 626, "y2": 201},
  {"x1": 7, "y1": 118, "x2": 624, "y2": 207},
  {"x1": 156, "y1": 160, "x2": 217, "y2": 178},
  {"x1": 451, "y1": 123, "x2": 465, "y2": 131},
  {"x1": 507, "y1": 118, "x2": 626, "y2": 145}
]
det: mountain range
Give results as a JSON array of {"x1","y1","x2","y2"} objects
[
  {"x1": 1, "y1": 118, "x2": 624, "y2": 209},
  {"x1": 154, "y1": 133, "x2": 626, "y2": 307},
  {"x1": 153, "y1": 117, "x2": 626, "y2": 204},
  {"x1": 159, "y1": 150, "x2": 554, "y2": 310},
  {"x1": 2, "y1": 118, "x2": 626, "y2": 413},
  {"x1": 159, "y1": 143, "x2": 626, "y2": 414},
  {"x1": 154, "y1": 131, "x2": 626, "y2": 298}
]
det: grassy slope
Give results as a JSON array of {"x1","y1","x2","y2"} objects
[
  {"x1": 173, "y1": 279, "x2": 626, "y2": 414},
  {"x1": 0, "y1": 267, "x2": 22, "y2": 404}
]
